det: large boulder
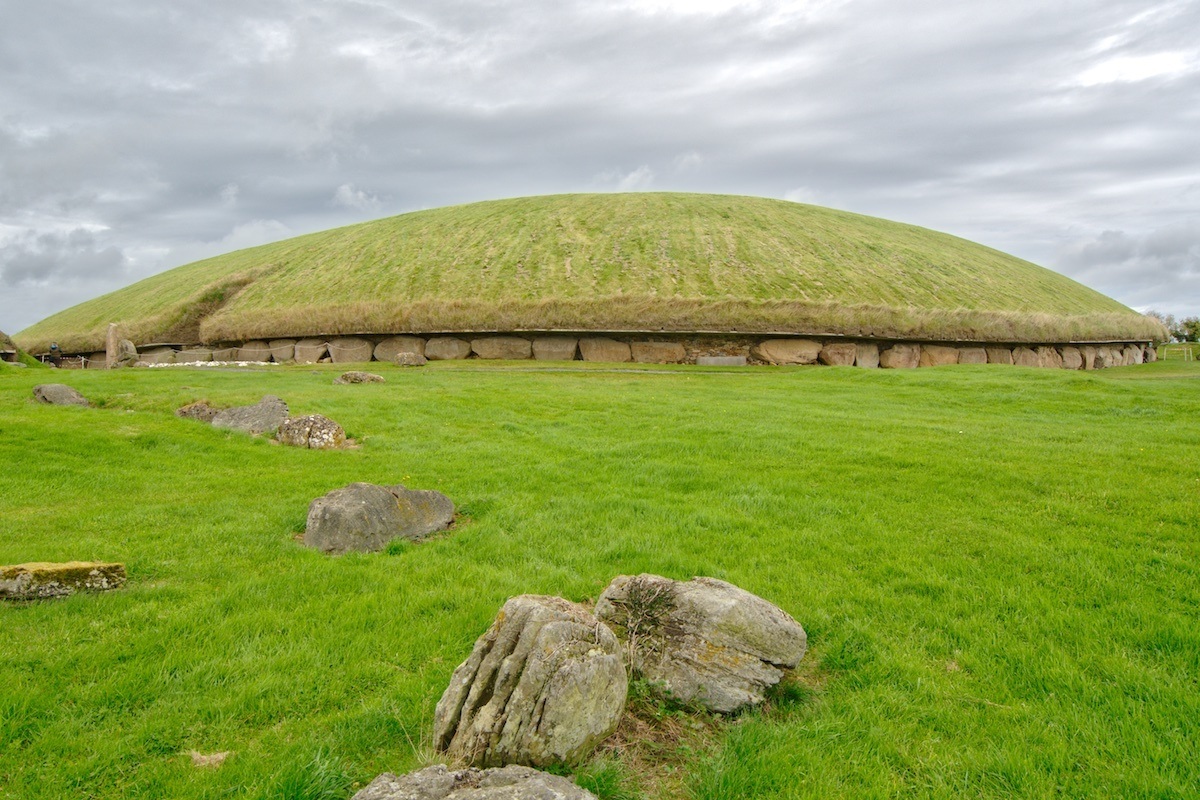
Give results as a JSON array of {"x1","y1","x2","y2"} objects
[
  {"x1": 472, "y1": 336, "x2": 532, "y2": 360},
  {"x1": 434, "y1": 595, "x2": 627, "y2": 768},
  {"x1": 1123, "y1": 344, "x2": 1144, "y2": 365},
  {"x1": 210, "y1": 347, "x2": 237, "y2": 362},
  {"x1": 236, "y1": 341, "x2": 272, "y2": 362},
  {"x1": 375, "y1": 336, "x2": 426, "y2": 362},
  {"x1": 176, "y1": 348, "x2": 213, "y2": 364},
  {"x1": 87, "y1": 352, "x2": 109, "y2": 369},
  {"x1": 329, "y1": 337, "x2": 375, "y2": 363},
  {"x1": 1036, "y1": 346, "x2": 1063, "y2": 369},
  {"x1": 958, "y1": 347, "x2": 988, "y2": 365},
  {"x1": 855, "y1": 342, "x2": 880, "y2": 368},
  {"x1": 269, "y1": 339, "x2": 297, "y2": 362},
  {"x1": 879, "y1": 343, "x2": 920, "y2": 369},
  {"x1": 352, "y1": 765, "x2": 597, "y2": 800},
  {"x1": 578, "y1": 337, "x2": 631, "y2": 363},
  {"x1": 138, "y1": 346, "x2": 176, "y2": 365},
  {"x1": 532, "y1": 337, "x2": 579, "y2": 361},
  {"x1": 115, "y1": 339, "x2": 139, "y2": 367},
  {"x1": 1079, "y1": 345, "x2": 1097, "y2": 370},
  {"x1": 305, "y1": 483, "x2": 455, "y2": 554},
  {"x1": 631, "y1": 342, "x2": 686, "y2": 364},
  {"x1": 1060, "y1": 346, "x2": 1084, "y2": 370},
  {"x1": 426, "y1": 337, "x2": 473, "y2": 361},
  {"x1": 211, "y1": 395, "x2": 289, "y2": 435},
  {"x1": 919, "y1": 345, "x2": 959, "y2": 367},
  {"x1": 750, "y1": 339, "x2": 821, "y2": 365},
  {"x1": 985, "y1": 347, "x2": 1014, "y2": 365},
  {"x1": 335, "y1": 371, "x2": 385, "y2": 384},
  {"x1": 595, "y1": 574, "x2": 807, "y2": 714},
  {"x1": 1012, "y1": 346, "x2": 1039, "y2": 367},
  {"x1": 395, "y1": 352, "x2": 428, "y2": 367},
  {"x1": 278, "y1": 415, "x2": 346, "y2": 449},
  {"x1": 294, "y1": 339, "x2": 329, "y2": 363},
  {"x1": 33, "y1": 384, "x2": 89, "y2": 406},
  {"x1": 2, "y1": 562, "x2": 126, "y2": 600},
  {"x1": 818, "y1": 342, "x2": 857, "y2": 366}
]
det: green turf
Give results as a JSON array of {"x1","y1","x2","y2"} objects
[
  {"x1": 14, "y1": 194, "x2": 1162, "y2": 354},
  {"x1": 1, "y1": 361, "x2": 1197, "y2": 799}
]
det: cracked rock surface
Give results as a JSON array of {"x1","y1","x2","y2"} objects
[
  {"x1": 304, "y1": 483, "x2": 454, "y2": 554},
  {"x1": 352, "y1": 764, "x2": 597, "y2": 800}
]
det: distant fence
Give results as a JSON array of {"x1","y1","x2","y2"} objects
[{"x1": 1158, "y1": 344, "x2": 1195, "y2": 361}]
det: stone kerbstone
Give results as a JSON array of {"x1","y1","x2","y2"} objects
[
  {"x1": 1061, "y1": 346, "x2": 1084, "y2": 370},
  {"x1": 579, "y1": 337, "x2": 631, "y2": 363},
  {"x1": 294, "y1": 339, "x2": 328, "y2": 363},
  {"x1": 176, "y1": 349, "x2": 213, "y2": 364},
  {"x1": 471, "y1": 336, "x2": 532, "y2": 360},
  {"x1": 919, "y1": 345, "x2": 959, "y2": 367},
  {"x1": 329, "y1": 337, "x2": 374, "y2": 363},
  {"x1": 426, "y1": 337, "x2": 473, "y2": 361},
  {"x1": 375, "y1": 336, "x2": 426, "y2": 362},
  {"x1": 1124, "y1": 344, "x2": 1144, "y2": 365},
  {"x1": 1080, "y1": 346, "x2": 1097, "y2": 370},
  {"x1": 269, "y1": 339, "x2": 297, "y2": 362},
  {"x1": 958, "y1": 347, "x2": 988, "y2": 365},
  {"x1": 596, "y1": 574, "x2": 806, "y2": 714},
  {"x1": 1037, "y1": 346, "x2": 1064, "y2": 369},
  {"x1": 985, "y1": 347, "x2": 1014, "y2": 365},
  {"x1": 818, "y1": 342, "x2": 857, "y2": 366},
  {"x1": 434, "y1": 595, "x2": 627, "y2": 768},
  {"x1": 532, "y1": 337, "x2": 578, "y2": 361},
  {"x1": 750, "y1": 339, "x2": 821, "y2": 365},
  {"x1": 33, "y1": 384, "x2": 89, "y2": 406},
  {"x1": 335, "y1": 371, "x2": 385, "y2": 384},
  {"x1": 631, "y1": 341, "x2": 686, "y2": 364},
  {"x1": 1144, "y1": 345, "x2": 1158, "y2": 363},
  {"x1": 855, "y1": 343, "x2": 880, "y2": 368},
  {"x1": 879, "y1": 343, "x2": 920, "y2": 369},
  {"x1": 278, "y1": 415, "x2": 346, "y2": 449},
  {"x1": 1012, "y1": 347, "x2": 1039, "y2": 367},
  {"x1": 352, "y1": 765, "x2": 597, "y2": 800},
  {"x1": 236, "y1": 341, "x2": 272, "y2": 362},
  {"x1": 116, "y1": 339, "x2": 139, "y2": 367},
  {"x1": 2, "y1": 562, "x2": 126, "y2": 600},
  {"x1": 87, "y1": 353, "x2": 108, "y2": 369},
  {"x1": 305, "y1": 483, "x2": 455, "y2": 554},
  {"x1": 138, "y1": 346, "x2": 176, "y2": 365},
  {"x1": 211, "y1": 395, "x2": 289, "y2": 435},
  {"x1": 210, "y1": 347, "x2": 237, "y2": 362}
]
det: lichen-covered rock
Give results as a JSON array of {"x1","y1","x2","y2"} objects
[
  {"x1": 596, "y1": 574, "x2": 807, "y2": 714},
  {"x1": 855, "y1": 342, "x2": 880, "y2": 368},
  {"x1": 919, "y1": 345, "x2": 959, "y2": 367},
  {"x1": 278, "y1": 415, "x2": 346, "y2": 449},
  {"x1": 472, "y1": 336, "x2": 532, "y2": 360},
  {"x1": 532, "y1": 337, "x2": 579, "y2": 361},
  {"x1": 176, "y1": 401, "x2": 220, "y2": 423},
  {"x1": 33, "y1": 384, "x2": 90, "y2": 406},
  {"x1": 434, "y1": 595, "x2": 627, "y2": 768},
  {"x1": 335, "y1": 371, "x2": 385, "y2": 385},
  {"x1": 211, "y1": 395, "x2": 289, "y2": 435},
  {"x1": 879, "y1": 343, "x2": 920, "y2": 369},
  {"x1": 578, "y1": 337, "x2": 631, "y2": 363},
  {"x1": 352, "y1": 764, "x2": 597, "y2": 800},
  {"x1": 305, "y1": 483, "x2": 454, "y2": 554},
  {"x1": 631, "y1": 342, "x2": 686, "y2": 364},
  {"x1": 818, "y1": 342, "x2": 857, "y2": 366},
  {"x1": 750, "y1": 339, "x2": 821, "y2": 365},
  {"x1": 1, "y1": 562, "x2": 126, "y2": 600}
]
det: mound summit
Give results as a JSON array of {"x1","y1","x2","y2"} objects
[{"x1": 15, "y1": 193, "x2": 1162, "y2": 355}]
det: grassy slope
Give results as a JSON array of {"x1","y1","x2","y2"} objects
[
  {"x1": 1, "y1": 361, "x2": 1198, "y2": 799},
  {"x1": 15, "y1": 194, "x2": 1161, "y2": 353}
]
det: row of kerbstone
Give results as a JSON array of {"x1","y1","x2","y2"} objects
[{"x1": 751, "y1": 339, "x2": 1155, "y2": 369}]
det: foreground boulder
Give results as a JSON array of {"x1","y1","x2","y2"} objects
[
  {"x1": 353, "y1": 765, "x2": 596, "y2": 800},
  {"x1": 176, "y1": 401, "x2": 220, "y2": 423},
  {"x1": 278, "y1": 415, "x2": 347, "y2": 449},
  {"x1": 595, "y1": 574, "x2": 806, "y2": 714},
  {"x1": 2, "y1": 562, "x2": 126, "y2": 600},
  {"x1": 305, "y1": 483, "x2": 454, "y2": 554},
  {"x1": 33, "y1": 384, "x2": 90, "y2": 406},
  {"x1": 335, "y1": 371, "x2": 385, "y2": 385},
  {"x1": 434, "y1": 595, "x2": 627, "y2": 768},
  {"x1": 211, "y1": 395, "x2": 289, "y2": 435}
]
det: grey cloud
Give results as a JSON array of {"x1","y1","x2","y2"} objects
[{"x1": 0, "y1": 228, "x2": 127, "y2": 286}]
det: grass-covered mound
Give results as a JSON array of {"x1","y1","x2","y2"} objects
[
  {"x1": 15, "y1": 193, "x2": 1163, "y2": 354},
  {"x1": 1, "y1": 360, "x2": 1197, "y2": 798}
]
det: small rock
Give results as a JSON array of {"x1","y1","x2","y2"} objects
[
  {"x1": 176, "y1": 401, "x2": 220, "y2": 423},
  {"x1": 750, "y1": 339, "x2": 821, "y2": 365},
  {"x1": 395, "y1": 352, "x2": 428, "y2": 367},
  {"x1": 696, "y1": 355, "x2": 747, "y2": 366},
  {"x1": 278, "y1": 415, "x2": 347, "y2": 449},
  {"x1": 335, "y1": 371, "x2": 385, "y2": 385},
  {"x1": 211, "y1": 395, "x2": 289, "y2": 435},
  {"x1": 304, "y1": 483, "x2": 455, "y2": 554},
  {"x1": 33, "y1": 384, "x2": 89, "y2": 406},
  {"x1": 2, "y1": 562, "x2": 126, "y2": 600},
  {"x1": 189, "y1": 750, "x2": 231, "y2": 768},
  {"x1": 1144, "y1": 345, "x2": 1158, "y2": 363},
  {"x1": 352, "y1": 765, "x2": 597, "y2": 800}
]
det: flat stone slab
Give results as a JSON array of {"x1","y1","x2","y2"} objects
[
  {"x1": 353, "y1": 765, "x2": 597, "y2": 800},
  {"x1": 335, "y1": 371, "x2": 385, "y2": 384},
  {"x1": 211, "y1": 395, "x2": 289, "y2": 435},
  {"x1": 2, "y1": 562, "x2": 126, "y2": 600},
  {"x1": 305, "y1": 483, "x2": 455, "y2": 554},
  {"x1": 33, "y1": 384, "x2": 90, "y2": 406},
  {"x1": 696, "y1": 356, "x2": 747, "y2": 366}
]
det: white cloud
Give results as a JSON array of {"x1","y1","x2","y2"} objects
[
  {"x1": 1076, "y1": 51, "x2": 1197, "y2": 86},
  {"x1": 332, "y1": 183, "x2": 383, "y2": 213}
]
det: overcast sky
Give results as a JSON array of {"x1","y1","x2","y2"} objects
[{"x1": 2, "y1": 0, "x2": 1198, "y2": 334}]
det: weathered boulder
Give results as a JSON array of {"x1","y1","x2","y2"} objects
[
  {"x1": 985, "y1": 347, "x2": 1014, "y2": 365},
  {"x1": 472, "y1": 336, "x2": 532, "y2": 360},
  {"x1": 1079, "y1": 346, "x2": 1097, "y2": 370},
  {"x1": 919, "y1": 345, "x2": 959, "y2": 367},
  {"x1": 352, "y1": 765, "x2": 597, "y2": 800},
  {"x1": 1036, "y1": 346, "x2": 1063, "y2": 369},
  {"x1": 33, "y1": 384, "x2": 89, "y2": 406},
  {"x1": 335, "y1": 371, "x2": 385, "y2": 385},
  {"x1": 176, "y1": 401, "x2": 220, "y2": 423},
  {"x1": 236, "y1": 341, "x2": 272, "y2": 362},
  {"x1": 426, "y1": 337, "x2": 473, "y2": 361},
  {"x1": 879, "y1": 343, "x2": 920, "y2": 369},
  {"x1": 87, "y1": 352, "x2": 108, "y2": 369},
  {"x1": 750, "y1": 339, "x2": 821, "y2": 365},
  {"x1": 210, "y1": 347, "x2": 237, "y2": 362},
  {"x1": 269, "y1": 339, "x2": 297, "y2": 362},
  {"x1": 434, "y1": 595, "x2": 627, "y2": 768},
  {"x1": 578, "y1": 337, "x2": 631, "y2": 363},
  {"x1": 138, "y1": 346, "x2": 176, "y2": 365},
  {"x1": 396, "y1": 352, "x2": 428, "y2": 367},
  {"x1": 855, "y1": 342, "x2": 880, "y2": 368},
  {"x1": 329, "y1": 337, "x2": 375, "y2": 363},
  {"x1": 2, "y1": 562, "x2": 126, "y2": 600},
  {"x1": 305, "y1": 483, "x2": 455, "y2": 554},
  {"x1": 1061, "y1": 346, "x2": 1084, "y2": 370},
  {"x1": 1123, "y1": 344, "x2": 1144, "y2": 365},
  {"x1": 176, "y1": 348, "x2": 213, "y2": 364},
  {"x1": 595, "y1": 574, "x2": 807, "y2": 714},
  {"x1": 1145, "y1": 345, "x2": 1158, "y2": 363},
  {"x1": 1012, "y1": 346, "x2": 1039, "y2": 367},
  {"x1": 958, "y1": 347, "x2": 988, "y2": 365},
  {"x1": 532, "y1": 337, "x2": 578, "y2": 361},
  {"x1": 278, "y1": 415, "x2": 346, "y2": 449},
  {"x1": 818, "y1": 342, "x2": 857, "y2": 366},
  {"x1": 294, "y1": 339, "x2": 328, "y2": 363},
  {"x1": 211, "y1": 395, "x2": 289, "y2": 435},
  {"x1": 375, "y1": 336, "x2": 426, "y2": 362},
  {"x1": 631, "y1": 341, "x2": 686, "y2": 364},
  {"x1": 116, "y1": 339, "x2": 139, "y2": 367}
]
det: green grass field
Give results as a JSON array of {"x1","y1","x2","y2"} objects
[
  {"x1": 15, "y1": 193, "x2": 1163, "y2": 354},
  {"x1": 1, "y1": 359, "x2": 1197, "y2": 799}
]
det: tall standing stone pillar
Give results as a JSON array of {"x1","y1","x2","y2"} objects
[{"x1": 105, "y1": 323, "x2": 119, "y2": 369}]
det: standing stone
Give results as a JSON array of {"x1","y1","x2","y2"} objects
[
  {"x1": 278, "y1": 415, "x2": 346, "y2": 449},
  {"x1": 236, "y1": 341, "x2": 272, "y2": 362},
  {"x1": 958, "y1": 347, "x2": 988, "y2": 365},
  {"x1": 269, "y1": 339, "x2": 297, "y2": 362},
  {"x1": 631, "y1": 342, "x2": 686, "y2": 364},
  {"x1": 919, "y1": 345, "x2": 959, "y2": 367},
  {"x1": 818, "y1": 342, "x2": 857, "y2": 366},
  {"x1": 471, "y1": 336, "x2": 533, "y2": 360},
  {"x1": 294, "y1": 339, "x2": 329, "y2": 363},
  {"x1": 211, "y1": 395, "x2": 289, "y2": 435},
  {"x1": 855, "y1": 342, "x2": 880, "y2": 368},
  {"x1": 596, "y1": 574, "x2": 807, "y2": 714},
  {"x1": 578, "y1": 337, "x2": 631, "y2": 363},
  {"x1": 426, "y1": 337, "x2": 473, "y2": 360},
  {"x1": 374, "y1": 336, "x2": 426, "y2": 362},
  {"x1": 532, "y1": 337, "x2": 579, "y2": 361},
  {"x1": 1037, "y1": 346, "x2": 1064, "y2": 369},
  {"x1": 985, "y1": 347, "x2": 1014, "y2": 365},
  {"x1": 879, "y1": 343, "x2": 920, "y2": 369},
  {"x1": 105, "y1": 323, "x2": 120, "y2": 369},
  {"x1": 352, "y1": 765, "x2": 597, "y2": 800},
  {"x1": 1012, "y1": 347, "x2": 1039, "y2": 367},
  {"x1": 750, "y1": 339, "x2": 821, "y2": 365},
  {"x1": 1061, "y1": 346, "x2": 1084, "y2": 370},
  {"x1": 33, "y1": 384, "x2": 89, "y2": 406},
  {"x1": 433, "y1": 595, "x2": 627, "y2": 768},
  {"x1": 1, "y1": 562, "x2": 126, "y2": 600},
  {"x1": 305, "y1": 483, "x2": 455, "y2": 554},
  {"x1": 328, "y1": 337, "x2": 374, "y2": 363}
]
